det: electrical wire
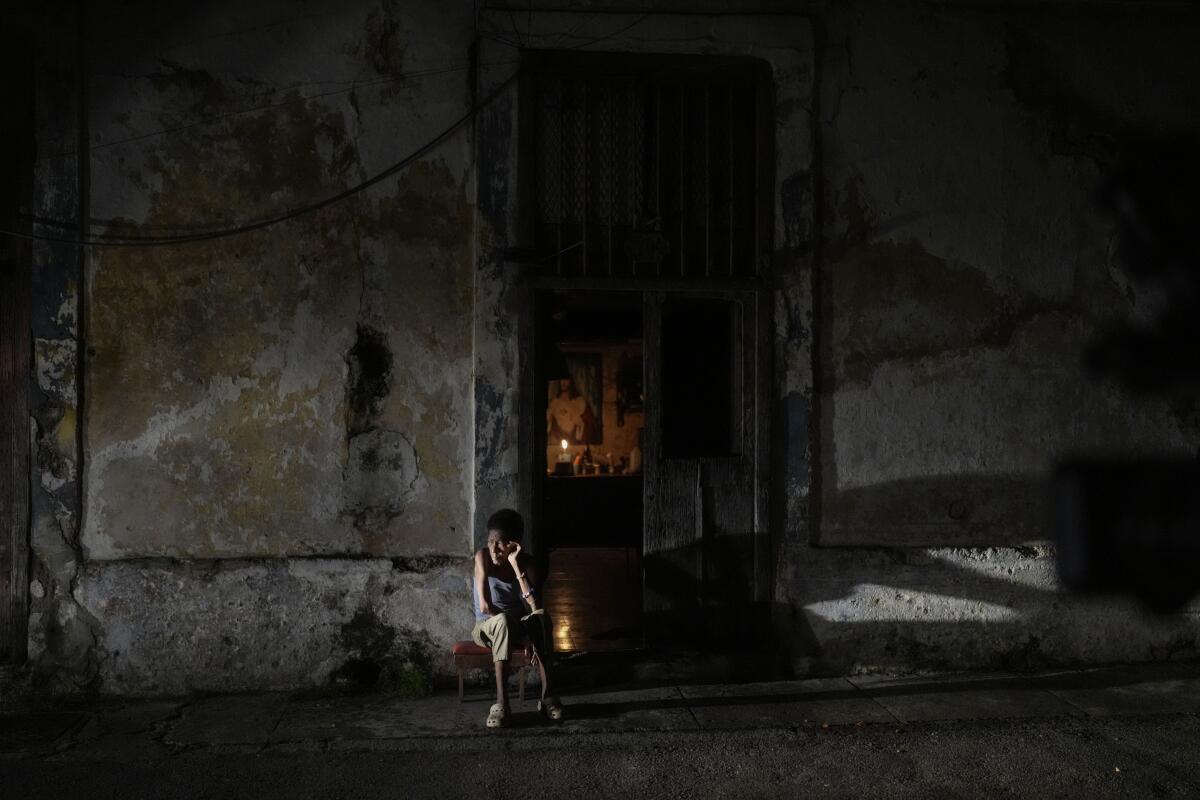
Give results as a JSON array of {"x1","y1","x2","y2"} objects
[
  {"x1": 37, "y1": 59, "x2": 520, "y2": 161},
  {"x1": 11, "y1": 13, "x2": 650, "y2": 248},
  {"x1": 105, "y1": 9, "x2": 648, "y2": 161},
  {"x1": 3, "y1": 70, "x2": 520, "y2": 248}
]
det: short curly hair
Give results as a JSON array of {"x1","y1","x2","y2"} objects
[{"x1": 486, "y1": 508, "x2": 524, "y2": 542}]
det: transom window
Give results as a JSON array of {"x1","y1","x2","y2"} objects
[{"x1": 525, "y1": 54, "x2": 771, "y2": 280}]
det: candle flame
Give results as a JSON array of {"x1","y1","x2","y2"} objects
[{"x1": 561, "y1": 439, "x2": 568, "y2": 450}]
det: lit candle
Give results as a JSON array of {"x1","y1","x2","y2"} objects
[{"x1": 559, "y1": 439, "x2": 569, "y2": 462}]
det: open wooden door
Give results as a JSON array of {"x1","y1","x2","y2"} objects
[{"x1": 642, "y1": 289, "x2": 770, "y2": 648}]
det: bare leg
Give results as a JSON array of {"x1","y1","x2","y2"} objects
[
  {"x1": 493, "y1": 659, "x2": 509, "y2": 710},
  {"x1": 531, "y1": 645, "x2": 552, "y2": 700}
]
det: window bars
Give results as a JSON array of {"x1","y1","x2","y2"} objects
[{"x1": 532, "y1": 68, "x2": 765, "y2": 280}]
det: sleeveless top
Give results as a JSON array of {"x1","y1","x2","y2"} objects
[{"x1": 473, "y1": 567, "x2": 525, "y2": 622}]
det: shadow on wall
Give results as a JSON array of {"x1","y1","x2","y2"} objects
[
  {"x1": 643, "y1": 533, "x2": 1198, "y2": 677},
  {"x1": 784, "y1": 548, "x2": 1200, "y2": 677}
]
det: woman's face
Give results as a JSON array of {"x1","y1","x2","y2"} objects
[{"x1": 486, "y1": 532, "x2": 516, "y2": 565}]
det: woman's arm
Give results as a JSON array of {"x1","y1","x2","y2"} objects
[
  {"x1": 522, "y1": 560, "x2": 541, "y2": 613},
  {"x1": 505, "y1": 545, "x2": 540, "y2": 613},
  {"x1": 473, "y1": 550, "x2": 493, "y2": 616}
]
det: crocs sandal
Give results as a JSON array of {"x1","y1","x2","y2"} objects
[
  {"x1": 486, "y1": 703, "x2": 507, "y2": 728},
  {"x1": 538, "y1": 696, "x2": 565, "y2": 722}
]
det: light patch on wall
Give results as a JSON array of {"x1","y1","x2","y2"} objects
[
  {"x1": 35, "y1": 338, "x2": 78, "y2": 405},
  {"x1": 804, "y1": 583, "x2": 1020, "y2": 623},
  {"x1": 926, "y1": 547, "x2": 1058, "y2": 591}
]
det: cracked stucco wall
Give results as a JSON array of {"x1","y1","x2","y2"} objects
[
  {"x1": 776, "y1": 1, "x2": 1200, "y2": 675},
  {"x1": 27, "y1": 0, "x2": 481, "y2": 694},
  {"x1": 82, "y1": 1, "x2": 476, "y2": 561},
  {"x1": 21, "y1": 1, "x2": 1200, "y2": 694},
  {"x1": 27, "y1": 3, "x2": 101, "y2": 693},
  {"x1": 814, "y1": 2, "x2": 1200, "y2": 548}
]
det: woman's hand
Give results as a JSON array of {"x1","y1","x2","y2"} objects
[
  {"x1": 479, "y1": 601, "x2": 494, "y2": 617},
  {"x1": 506, "y1": 542, "x2": 522, "y2": 567}
]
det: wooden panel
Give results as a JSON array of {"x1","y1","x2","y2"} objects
[
  {"x1": 0, "y1": 251, "x2": 32, "y2": 665},
  {"x1": 643, "y1": 291, "x2": 701, "y2": 639},
  {"x1": 752, "y1": 288, "x2": 773, "y2": 608},
  {"x1": 643, "y1": 289, "x2": 764, "y2": 646},
  {"x1": 0, "y1": 34, "x2": 34, "y2": 665}
]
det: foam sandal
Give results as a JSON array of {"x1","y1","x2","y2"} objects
[
  {"x1": 538, "y1": 696, "x2": 565, "y2": 722},
  {"x1": 486, "y1": 703, "x2": 507, "y2": 728}
]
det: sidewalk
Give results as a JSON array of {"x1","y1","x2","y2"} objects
[{"x1": 4, "y1": 661, "x2": 1199, "y2": 759}]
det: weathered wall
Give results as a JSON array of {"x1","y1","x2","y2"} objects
[
  {"x1": 814, "y1": 1, "x2": 1200, "y2": 547},
  {"x1": 19, "y1": 1, "x2": 1200, "y2": 694},
  {"x1": 26, "y1": 4, "x2": 99, "y2": 692},
  {"x1": 76, "y1": 558, "x2": 472, "y2": 696},
  {"x1": 28, "y1": 0, "x2": 483, "y2": 694},
  {"x1": 82, "y1": 1, "x2": 476, "y2": 560},
  {"x1": 776, "y1": 0, "x2": 1200, "y2": 675}
]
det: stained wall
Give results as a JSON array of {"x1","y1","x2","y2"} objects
[
  {"x1": 18, "y1": 1, "x2": 1200, "y2": 694},
  {"x1": 28, "y1": 0, "x2": 482, "y2": 694},
  {"x1": 780, "y1": 0, "x2": 1200, "y2": 674}
]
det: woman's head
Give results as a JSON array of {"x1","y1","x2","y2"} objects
[{"x1": 485, "y1": 508, "x2": 524, "y2": 564}]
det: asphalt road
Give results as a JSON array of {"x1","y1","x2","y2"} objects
[{"x1": 4, "y1": 714, "x2": 1199, "y2": 799}]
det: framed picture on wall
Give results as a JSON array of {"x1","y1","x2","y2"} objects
[{"x1": 547, "y1": 353, "x2": 603, "y2": 444}]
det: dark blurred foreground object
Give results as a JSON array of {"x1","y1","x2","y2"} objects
[
  {"x1": 1054, "y1": 461, "x2": 1200, "y2": 613},
  {"x1": 1085, "y1": 140, "x2": 1200, "y2": 392},
  {"x1": 1055, "y1": 141, "x2": 1200, "y2": 612}
]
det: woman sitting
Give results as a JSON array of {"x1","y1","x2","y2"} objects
[{"x1": 472, "y1": 508, "x2": 565, "y2": 728}]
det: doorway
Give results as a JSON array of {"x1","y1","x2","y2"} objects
[
  {"x1": 515, "y1": 51, "x2": 775, "y2": 656},
  {"x1": 538, "y1": 290, "x2": 644, "y2": 653}
]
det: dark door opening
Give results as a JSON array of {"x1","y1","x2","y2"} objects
[
  {"x1": 537, "y1": 290, "x2": 644, "y2": 653},
  {"x1": 517, "y1": 52, "x2": 774, "y2": 657}
]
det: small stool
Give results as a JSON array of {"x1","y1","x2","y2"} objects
[{"x1": 452, "y1": 641, "x2": 533, "y2": 702}]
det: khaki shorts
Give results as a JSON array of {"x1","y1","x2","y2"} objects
[{"x1": 471, "y1": 609, "x2": 550, "y2": 662}]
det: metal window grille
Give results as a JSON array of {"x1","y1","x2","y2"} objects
[{"x1": 532, "y1": 64, "x2": 766, "y2": 280}]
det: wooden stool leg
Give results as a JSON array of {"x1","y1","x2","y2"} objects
[
  {"x1": 458, "y1": 666, "x2": 464, "y2": 702},
  {"x1": 519, "y1": 662, "x2": 526, "y2": 702}
]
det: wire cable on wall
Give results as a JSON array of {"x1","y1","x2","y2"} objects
[{"x1": 3, "y1": 70, "x2": 519, "y2": 248}]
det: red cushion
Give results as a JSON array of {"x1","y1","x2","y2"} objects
[{"x1": 452, "y1": 640, "x2": 528, "y2": 657}]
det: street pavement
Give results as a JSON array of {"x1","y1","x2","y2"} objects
[{"x1": 3, "y1": 662, "x2": 1200, "y2": 798}]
